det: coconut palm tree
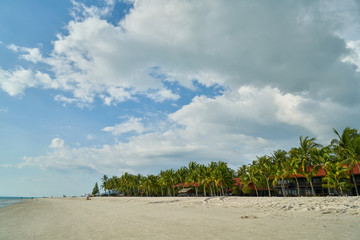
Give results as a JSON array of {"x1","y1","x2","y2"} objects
[
  {"x1": 141, "y1": 175, "x2": 158, "y2": 196},
  {"x1": 256, "y1": 155, "x2": 274, "y2": 196},
  {"x1": 167, "y1": 169, "x2": 177, "y2": 196},
  {"x1": 332, "y1": 127, "x2": 360, "y2": 195},
  {"x1": 208, "y1": 161, "x2": 219, "y2": 196},
  {"x1": 323, "y1": 159, "x2": 350, "y2": 195},
  {"x1": 187, "y1": 161, "x2": 200, "y2": 196},
  {"x1": 197, "y1": 164, "x2": 209, "y2": 196},
  {"x1": 210, "y1": 161, "x2": 232, "y2": 196},
  {"x1": 158, "y1": 170, "x2": 167, "y2": 196},
  {"x1": 286, "y1": 150, "x2": 302, "y2": 196},
  {"x1": 271, "y1": 150, "x2": 288, "y2": 196},
  {"x1": 247, "y1": 162, "x2": 262, "y2": 197},
  {"x1": 175, "y1": 167, "x2": 188, "y2": 191},
  {"x1": 101, "y1": 175, "x2": 109, "y2": 196},
  {"x1": 237, "y1": 164, "x2": 255, "y2": 196},
  {"x1": 292, "y1": 136, "x2": 321, "y2": 196}
]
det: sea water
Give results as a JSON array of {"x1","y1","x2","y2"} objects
[{"x1": 0, "y1": 197, "x2": 33, "y2": 208}]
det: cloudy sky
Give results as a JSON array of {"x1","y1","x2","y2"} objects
[{"x1": 1, "y1": 0, "x2": 360, "y2": 197}]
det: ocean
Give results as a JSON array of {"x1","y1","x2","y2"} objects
[{"x1": 0, "y1": 197, "x2": 33, "y2": 208}]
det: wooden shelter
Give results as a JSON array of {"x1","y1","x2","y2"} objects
[{"x1": 178, "y1": 188, "x2": 194, "y2": 197}]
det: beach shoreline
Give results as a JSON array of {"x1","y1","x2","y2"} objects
[{"x1": 0, "y1": 196, "x2": 359, "y2": 240}]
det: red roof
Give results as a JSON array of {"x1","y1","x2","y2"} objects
[{"x1": 289, "y1": 164, "x2": 360, "y2": 178}]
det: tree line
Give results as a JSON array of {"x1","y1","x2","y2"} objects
[{"x1": 92, "y1": 127, "x2": 360, "y2": 197}]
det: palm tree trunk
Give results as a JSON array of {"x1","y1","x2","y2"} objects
[
  {"x1": 254, "y1": 185, "x2": 259, "y2": 197},
  {"x1": 281, "y1": 179, "x2": 286, "y2": 197},
  {"x1": 294, "y1": 176, "x2": 300, "y2": 196},
  {"x1": 221, "y1": 186, "x2": 225, "y2": 196},
  {"x1": 203, "y1": 184, "x2": 207, "y2": 197},
  {"x1": 337, "y1": 180, "x2": 344, "y2": 196},
  {"x1": 209, "y1": 184, "x2": 213, "y2": 196},
  {"x1": 264, "y1": 176, "x2": 271, "y2": 197},
  {"x1": 351, "y1": 172, "x2": 359, "y2": 196},
  {"x1": 309, "y1": 179, "x2": 315, "y2": 196},
  {"x1": 212, "y1": 183, "x2": 216, "y2": 196}
]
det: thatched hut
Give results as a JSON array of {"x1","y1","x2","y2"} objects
[{"x1": 178, "y1": 188, "x2": 194, "y2": 197}]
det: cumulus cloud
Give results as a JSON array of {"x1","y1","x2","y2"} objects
[
  {"x1": 0, "y1": 68, "x2": 38, "y2": 96},
  {"x1": 0, "y1": 67, "x2": 57, "y2": 96},
  {"x1": 7, "y1": 44, "x2": 43, "y2": 63},
  {"x1": 146, "y1": 88, "x2": 180, "y2": 102},
  {"x1": 3, "y1": 0, "x2": 360, "y2": 174},
  {"x1": 50, "y1": 138, "x2": 66, "y2": 149},
  {"x1": 20, "y1": 123, "x2": 271, "y2": 174},
  {"x1": 2, "y1": 0, "x2": 358, "y2": 105},
  {"x1": 18, "y1": 85, "x2": 357, "y2": 173},
  {"x1": 102, "y1": 117, "x2": 146, "y2": 136}
]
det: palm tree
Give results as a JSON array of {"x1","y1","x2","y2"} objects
[
  {"x1": 323, "y1": 159, "x2": 350, "y2": 195},
  {"x1": 187, "y1": 161, "x2": 200, "y2": 196},
  {"x1": 293, "y1": 136, "x2": 321, "y2": 196},
  {"x1": 256, "y1": 155, "x2": 273, "y2": 197},
  {"x1": 208, "y1": 161, "x2": 218, "y2": 196},
  {"x1": 247, "y1": 162, "x2": 262, "y2": 197},
  {"x1": 175, "y1": 167, "x2": 188, "y2": 192},
  {"x1": 271, "y1": 150, "x2": 288, "y2": 196},
  {"x1": 167, "y1": 169, "x2": 177, "y2": 196},
  {"x1": 141, "y1": 175, "x2": 158, "y2": 196},
  {"x1": 332, "y1": 127, "x2": 360, "y2": 195},
  {"x1": 158, "y1": 170, "x2": 167, "y2": 196},
  {"x1": 238, "y1": 164, "x2": 256, "y2": 196},
  {"x1": 107, "y1": 176, "x2": 118, "y2": 196},
  {"x1": 213, "y1": 161, "x2": 234, "y2": 196},
  {"x1": 287, "y1": 150, "x2": 301, "y2": 196},
  {"x1": 197, "y1": 164, "x2": 209, "y2": 196},
  {"x1": 101, "y1": 175, "x2": 109, "y2": 196}
]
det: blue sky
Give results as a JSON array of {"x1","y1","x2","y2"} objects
[{"x1": 1, "y1": 0, "x2": 360, "y2": 197}]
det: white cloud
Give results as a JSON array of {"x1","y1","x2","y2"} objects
[
  {"x1": 102, "y1": 117, "x2": 146, "y2": 136},
  {"x1": 19, "y1": 127, "x2": 271, "y2": 174},
  {"x1": 50, "y1": 138, "x2": 66, "y2": 149},
  {"x1": 3, "y1": 0, "x2": 360, "y2": 174},
  {"x1": 70, "y1": 0, "x2": 116, "y2": 20},
  {"x1": 146, "y1": 88, "x2": 180, "y2": 102},
  {"x1": 7, "y1": 44, "x2": 43, "y2": 63},
  {"x1": 100, "y1": 87, "x2": 132, "y2": 106},
  {"x1": 0, "y1": 68, "x2": 37, "y2": 96},
  {"x1": 343, "y1": 40, "x2": 360, "y2": 71},
  {"x1": 2, "y1": 0, "x2": 358, "y2": 106},
  {"x1": 20, "y1": 85, "x2": 359, "y2": 173}
]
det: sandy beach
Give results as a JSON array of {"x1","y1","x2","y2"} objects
[{"x1": 0, "y1": 196, "x2": 359, "y2": 240}]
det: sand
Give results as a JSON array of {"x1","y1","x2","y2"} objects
[{"x1": 0, "y1": 196, "x2": 359, "y2": 240}]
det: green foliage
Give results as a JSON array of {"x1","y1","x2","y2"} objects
[
  {"x1": 242, "y1": 186, "x2": 255, "y2": 195},
  {"x1": 92, "y1": 182, "x2": 99, "y2": 195},
  {"x1": 96, "y1": 127, "x2": 360, "y2": 197}
]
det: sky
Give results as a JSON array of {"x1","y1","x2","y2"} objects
[{"x1": 1, "y1": 0, "x2": 360, "y2": 197}]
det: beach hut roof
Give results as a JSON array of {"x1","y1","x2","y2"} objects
[{"x1": 178, "y1": 188, "x2": 193, "y2": 193}]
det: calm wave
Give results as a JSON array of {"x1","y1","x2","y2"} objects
[{"x1": 0, "y1": 197, "x2": 33, "y2": 208}]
